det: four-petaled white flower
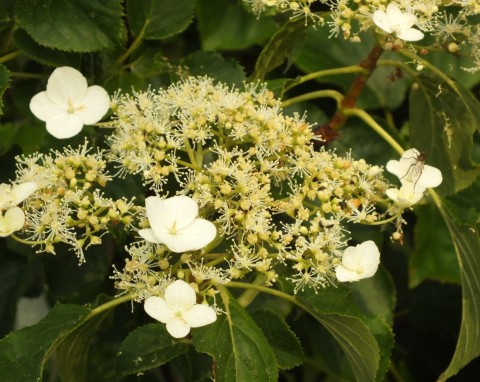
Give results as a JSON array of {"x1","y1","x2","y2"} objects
[
  {"x1": 144, "y1": 279, "x2": 217, "y2": 338},
  {"x1": 386, "y1": 148, "x2": 442, "y2": 193},
  {"x1": 30, "y1": 66, "x2": 110, "y2": 139},
  {"x1": 139, "y1": 195, "x2": 217, "y2": 253},
  {"x1": 372, "y1": 3, "x2": 424, "y2": 42},
  {"x1": 335, "y1": 240, "x2": 380, "y2": 282},
  {"x1": 0, "y1": 182, "x2": 37, "y2": 237}
]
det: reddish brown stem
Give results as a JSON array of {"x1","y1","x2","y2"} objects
[{"x1": 315, "y1": 44, "x2": 384, "y2": 140}]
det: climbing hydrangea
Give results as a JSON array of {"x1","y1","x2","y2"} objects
[
  {"x1": 108, "y1": 76, "x2": 396, "y2": 299},
  {"x1": 245, "y1": 1, "x2": 480, "y2": 71}
]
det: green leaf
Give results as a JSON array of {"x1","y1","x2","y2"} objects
[
  {"x1": 126, "y1": 0, "x2": 194, "y2": 40},
  {"x1": 0, "y1": 304, "x2": 89, "y2": 382},
  {"x1": 410, "y1": 204, "x2": 460, "y2": 287},
  {"x1": 252, "y1": 17, "x2": 306, "y2": 81},
  {"x1": 182, "y1": 51, "x2": 246, "y2": 87},
  {"x1": 294, "y1": 29, "x2": 410, "y2": 110},
  {"x1": 0, "y1": 249, "x2": 27, "y2": 337},
  {"x1": 0, "y1": 64, "x2": 11, "y2": 115},
  {"x1": 250, "y1": 310, "x2": 304, "y2": 370},
  {"x1": 56, "y1": 309, "x2": 110, "y2": 382},
  {"x1": 350, "y1": 267, "x2": 396, "y2": 326},
  {"x1": 13, "y1": 28, "x2": 82, "y2": 67},
  {"x1": 192, "y1": 286, "x2": 278, "y2": 382},
  {"x1": 0, "y1": 122, "x2": 47, "y2": 155},
  {"x1": 42, "y1": 239, "x2": 114, "y2": 303},
  {"x1": 424, "y1": 51, "x2": 480, "y2": 89},
  {"x1": 409, "y1": 73, "x2": 480, "y2": 195},
  {"x1": 296, "y1": 286, "x2": 393, "y2": 382},
  {"x1": 196, "y1": 0, "x2": 276, "y2": 51},
  {"x1": 16, "y1": 0, "x2": 124, "y2": 52},
  {"x1": 438, "y1": 201, "x2": 480, "y2": 380},
  {"x1": 169, "y1": 348, "x2": 213, "y2": 382},
  {"x1": 447, "y1": 178, "x2": 480, "y2": 226},
  {"x1": 116, "y1": 323, "x2": 189, "y2": 377}
]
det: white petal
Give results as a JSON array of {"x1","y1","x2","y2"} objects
[
  {"x1": 161, "y1": 196, "x2": 199, "y2": 231},
  {"x1": 356, "y1": 241, "x2": 380, "y2": 278},
  {"x1": 145, "y1": 196, "x2": 171, "y2": 237},
  {"x1": 385, "y1": 159, "x2": 403, "y2": 179},
  {"x1": 183, "y1": 304, "x2": 217, "y2": 328},
  {"x1": 397, "y1": 28, "x2": 424, "y2": 42},
  {"x1": 45, "y1": 113, "x2": 84, "y2": 139},
  {"x1": 385, "y1": 187, "x2": 399, "y2": 202},
  {"x1": 151, "y1": 232, "x2": 189, "y2": 253},
  {"x1": 5, "y1": 207, "x2": 25, "y2": 231},
  {"x1": 138, "y1": 228, "x2": 163, "y2": 244},
  {"x1": 30, "y1": 92, "x2": 66, "y2": 122},
  {"x1": 335, "y1": 265, "x2": 363, "y2": 282},
  {"x1": 166, "y1": 317, "x2": 191, "y2": 338},
  {"x1": 401, "y1": 148, "x2": 421, "y2": 160},
  {"x1": 164, "y1": 280, "x2": 196, "y2": 312},
  {"x1": 385, "y1": 3, "x2": 403, "y2": 22},
  {"x1": 372, "y1": 10, "x2": 393, "y2": 33},
  {"x1": 160, "y1": 218, "x2": 217, "y2": 253},
  {"x1": 340, "y1": 245, "x2": 362, "y2": 271},
  {"x1": 417, "y1": 165, "x2": 442, "y2": 189},
  {"x1": 144, "y1": 296, "x2": 175, "y2": 324},
  {"x1": 0, "y1": 207, "x2": 25, "y2": 237},
  {"x1": 46, "y1": 67, "x2": 88, "y2": 105},
  {"x1": 76, "y1": 85, "x2": 110, "y2": 124},
  {"x1": 398, "y1": 12, "x2": 417, "y2": 29},
  {"x1": 12, "y1": 182, "x2": 37, "y2": 205}
]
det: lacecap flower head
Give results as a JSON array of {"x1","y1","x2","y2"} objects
[
  {"x1": 30, "y1": 66, "x2": 110, "y2": 139},
  {"x1": 144, "y1": 279, "x2": 217, "y2": 338},
  {"x1": 335, "y1": 240, "x2": 380, "y2": 282},
  {"x1": 139, "y1": 195, "x2": 217, "y2": 253},
  {"x1": 372, "y1": 2, "x2": 424, "y2": 42}
]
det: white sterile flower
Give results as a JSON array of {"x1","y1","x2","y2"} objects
[
  {"x1": 386, "y1": 183, "x2": 424, "y2": 208},
  {"x1": 139, "y1": 195, "x2": 217, "y2": 253},
  {"x1": 335, "y1": 240, "x2": 380, "y2": 282},
  {"x1": 0, "y1": 207, "x2": 26, "y2": 237},
  {"x1": 386, "y1": 148, "x2": 442, "y2": 193},
  {"x1": 144, "y1": 279, "x2": 217, "y2": 338},
  {"x1": 372, "y1": 3, "x2": 424, "y2": 42},
  {"x1": 0, "y1": 182, "x2": 37, "y2": 210},
  {"x1": 30, "y1": 66, "x2": 110, "y2": 139}
]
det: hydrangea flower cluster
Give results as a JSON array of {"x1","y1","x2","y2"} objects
[
  {"x1": 106, "y1": 76, "x2": 395, "y2": 299},
  {"x1": 18, "y1": 67, "x2": 443, "y2": 337},
  {"x1": 246, "y1": 1, "x2": 480, "y2": 71},
  {"x1": 12, "y1": 141, "x2": 138, "y2": 262}
]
